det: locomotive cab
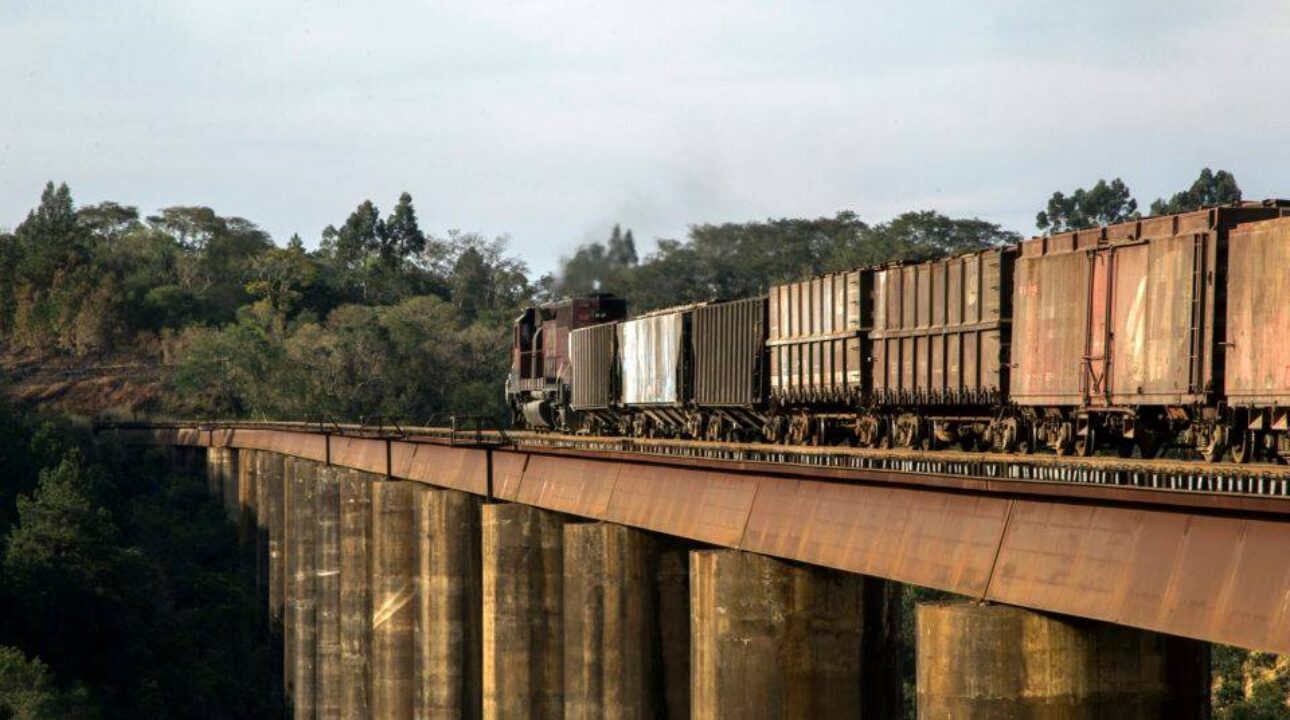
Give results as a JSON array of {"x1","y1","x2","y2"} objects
[{"x1": 506, "y1": 294, "x2": 627, "y2": 430}]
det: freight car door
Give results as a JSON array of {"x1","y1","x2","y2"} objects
[{"x1": 1083, "y1": 249, "x2": 1113, "y2": 406}]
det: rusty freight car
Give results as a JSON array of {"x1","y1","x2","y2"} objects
[
  {"x1": 766, "y1": 269, "x2": 871, "y2": 444},
  {"x1": 1011, "y1": 202, "x2": 1288, "y2": 459},
  {"x1": 869, "y1": 247, "x2": 1016, "y2": 450},
  {"x1": 1225, "y1": 215, "x2": 1290, "y2": 461}
]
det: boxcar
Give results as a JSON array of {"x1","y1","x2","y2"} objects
[
  {"x1": 869, "y1": 247, "x2": 1016, "y2": 448},
  {"x1": 766, "y1": 270, "x2": 871, "y2": 443},
  {"x1": 569, "y1": 321, "x2": 619, "y2": 432},
  {"x1": 617, "y1": 305, "x2": 701, "y2": 436},
  {"x1": 1225, "y1": 215, "x2": 1290, "y2": 460},
  {"x1": 1011, "y1": 203, "x2": 1287, "y2": 458},
  {"x1": 691, "y1": 297, "x2": 768, "y2": 440}
]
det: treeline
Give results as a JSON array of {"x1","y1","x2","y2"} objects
[
  {"x1": 0, "y1": 167, "x2": 1251, "y2": 423},
  {"x1": 555, "y1": 211, "x2": 1020, "y2": 311},
  {"x1": 0, "y1": 185, "x2": 541, "y2": 420},
  {"x1": 0, "y1": 407, "x2": 278, "y2": 718},
  {"x1": 555, "y1": 168, "x2": 1246, "y2": 311}
]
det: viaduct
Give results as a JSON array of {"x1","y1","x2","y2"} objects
[{"x1": 106, "y1": 421, "x2": 1290, "y2": 719}]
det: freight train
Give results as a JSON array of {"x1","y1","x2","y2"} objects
[{"x1": 506, "y1": 201, "x2": 1290, "y2": 463}]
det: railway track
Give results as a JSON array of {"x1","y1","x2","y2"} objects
[{"x1": 100, "y1": 419, "x2": 1290, "y2": 502}]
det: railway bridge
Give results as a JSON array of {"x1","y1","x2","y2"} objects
[{"x1": 104, "y1": 420, "x2": 1290, "y2": 719}]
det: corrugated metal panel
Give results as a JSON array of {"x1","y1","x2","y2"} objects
[
  {"x1": 570, "y1": 323, "x2": 616, "y2": 410},
  {"x1": 767, "y1": 270, "x2": 869, "y2": 403},
  {"x1": 1012, "y1": 249, "x2": 1089, "y2": 406},
  {"x1": 693, "y1": 298, "x2": 767, "y2": 407},
  {"x1": 619, "y1": 310, "x2": 688, "y2": 406},
  {"x1": 870, "y1": 248, "x2": 1014, "y2": 405},
  {"x1": 1101, "y1": 235, "x2": 1202, "y2": 405},
  {"x1": 1226, "y1": 217, "x2": 1290, "y2": 405}
]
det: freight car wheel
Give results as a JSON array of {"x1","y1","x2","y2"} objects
[
  {"x1": 892, "y1": 414, "x2": 921, "y2": 449},
  {"x1": 1053, "y1": 424, "x2": 1074, "y2": 456},
  {"x1": 1074, "y1": 428, "x2": 1096, "y2": 457},
  {"x1": 1199, "y1": 428, "x2": 1227, "y2": 464},
  {"x1": 987, "y1": 418, "x2": 1019, "y2": 454},
  {"x1": 1231, "y1": 431, "x2": 1256, "y2": 464}
]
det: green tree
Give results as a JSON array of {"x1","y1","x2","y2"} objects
[
  {"x1": 0, "y1": 647, "x2": 95, "y2": 720},
  {"x1": 145, "y1": 206, "x2": 224, "y2": 251},
  {"x1": 449, "y1": 246, "x2": 491, "y2": 322},
  {"x1": 829, "y1": 211, "x2": 1018, "y2": 270},
  {"x1": 332, "y1": 201, "x2": 385, "y2": 270},
  {"x1": 1036, "y1": 178, "x2": 1138, "y2": 232},
  {"x1": 14, "y1": 183, "x2": 88, "y2": 286},
  {"x1": 168, "y1": 319, "x2": 279, "y2": 417},
  {"x1": 384, "y1": 192, "x2": 426, "y2": 264},
  {"x1": 1150, "y1": 168, "x2": 1242, "y2": 216},
  {"x1": 76, "y1": 202, "x2": 141, "y2": 253},
  {"x1": 245, "y1": 245, "x2": 316, "y2": 326}
]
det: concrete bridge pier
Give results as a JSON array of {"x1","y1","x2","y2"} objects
[
  {"x1": 371, "y1": 479, "x2": 417, "y2": 719},
  {"x1": 916, "y1": 601, "x2": 1211, "y2": 719},
  {"x1": 562, "y1": 522, "x2": 674, "y2": 720},
  {"x1": 289, "y1": 458, "x2": 320, "y2": 719},
  {"x1": 208, "y1": 446, "x2": 240, "y2": 521},
  {"x1": 414, "y1": 485, "x2": 483, "y2": 719},
  {"x1": 258, "y1": 452, "x2": 286, "y2": 629},
  {"x1": 690, "y1": 549, "x2": 865, "y2": 720},
  {"x1": 237, "y1": 449, "x2": 259, "y2": 550},
  {"x1": 482, "y1": 503, "x2": 565, "y2": 720},
  {"x1": 338, "y1": 470, "x2": 374, "y2": 719},
  {"x1": 205, "y1": 446, "x2": 235, "y2": 503},
  {"x1": 314, "y1": 466, "x2": 342, "y2": 718}
]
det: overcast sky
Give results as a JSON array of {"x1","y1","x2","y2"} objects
[{"x1": 2, "y1": 1, "x2": 1288, "y2": 274}]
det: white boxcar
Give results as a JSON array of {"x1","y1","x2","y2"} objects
[{"x1": 617, "y1": 307, "x2": 694, "y2": 406}]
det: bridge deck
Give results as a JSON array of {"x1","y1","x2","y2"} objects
[{"x1": 106, "y1": 422, "x2": 1290, "y2": 653}]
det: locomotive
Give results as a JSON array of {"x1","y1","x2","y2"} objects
[{"x1": 506, "y1": 201, "x2": 1290, "y2": 462}]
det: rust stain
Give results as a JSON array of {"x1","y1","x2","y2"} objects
[
  {"x1": 738, "y1": 478, "x2": 1008, "y2": 596},
  {"x1": 985, "y1": 502, "x2": 1290, "y2": 653},
  {"x1": 512, "y1": 454, "x2": 620, "y2": 519},
  {"x1": 604, "y1": 465, "x2": 757, "y2": 547}
]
